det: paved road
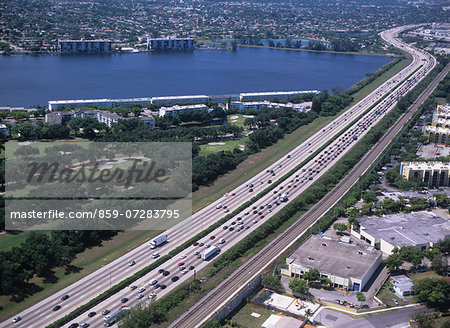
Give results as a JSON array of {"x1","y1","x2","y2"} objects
[
  {"x1": 169, "y1": 26, "x2": 442, "y2": 328},
  {"x1": 2, "y1": 24, "x2": 436, "y2": 328},
  {"x1": 317, "y1": 306, "x2": 430, "y2": 328}
]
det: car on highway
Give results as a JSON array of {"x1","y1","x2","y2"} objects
[
  {"x1": 249, "y1": 188, "x2": 253, "y2": 192},
  {"x1": 171, "y1": 276, "x2": 179, "y2": 282},
  {"x1": 160, "y1": 284, "x2": 167, "y2": 289},
  {"x1": 163, "y1": 270, "x2": 170, "y2": 276},
  {"x1": 68, "y1": 323, "x2": 79, "y2": 328},
  {"x1": 182, "y1": 269, "x2": 189, "y2": 274},
  {"x1": 52, "y1": 305, "x2": 61, "y2": 311},
  {"x1": 138, "y1": 287, "x2": 146, "y2": 292},
  {"x1": 137, "y1": 293, "x2": 144, "y2": 299},
  {"x1": 198, "y1": 242, "x2": 204, "y2": 247},
  {"x1": 229, "y1": 227, "x2": 234, "y2": 231},
  {"x1": 223, "y1": 226, "x2": 228, "y2": 230},
  {"x1": 210, "y1": 235, "x2": 215, "y2": 239},
  {"x1": 231, "y1": 193, "x2": 236, "y2": 196},
  {"x1": 180, "y1": 254, "x2": 187, "y2": 259},
  {"x1": 216, "y1": 204, "x2": 222, "y2": 209},
  {"x1": 205, "y1": 244, "x2": 211, "y2": 248},
  {"x1": 224, "y1": 208, "x2": 229, "y2": 213},
  {"x1": 150, "y1": 279, "x2": 158, "y2": 285},
  {"x1": 151, "y1": 253, "x2": 160, "y2": 259},
  {"x1": 179, "y1": 266, "x2": 185, "y2": 270},
  {"x1": 121, "y1": 297, "x2": 128, "y2": 303},
  {"x1": 130, "y1": 285, "x2": 137, "y2": 290},
  {"x1": 61, "y1": 294, "x2": 70, "y2": 301},
  {"x1": 154, "y1": 283, "x2": 160, "y2": 289},
  {"x1": 129, "y1": 260, "x2": 136, "y2": 266},
  {"x1": 219, "y1": 238, "x2": 226, "y2": 244},
  {"x1": 178, "y1": 262, "x2": 185, "y2": 266},
  {"x1": 12, "y1": 316, "x2": 21, "y2": 323},
  {"x1": 189, "y1": 265, "x2": 195, "y2": 270},
  {"x1": 88, "y1": 311, "x2": 96, "y2": 317},
  {"x1": 80, "y1": 323, "x2": 89, "y2": 328},
  {"x1": 102, "y1": 310, "x2": 110, "y2": 315}
]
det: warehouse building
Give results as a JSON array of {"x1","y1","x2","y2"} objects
[
  {"x1": 281, "y1": 235, "x2": 382, "y2": 291},
  {"x1": 351, "y1": 211, "x2": 450, "y2": 255},
  {"x1": 400, "y1": 162, "x2": 450, "y2": 187}
]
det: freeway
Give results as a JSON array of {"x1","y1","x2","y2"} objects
[
  {"x1": 2, "y1": 25, "x2": 434, "y2": 328},
  {"x1": 170, "y1": 35, "x2": 447, "y2": 328}
]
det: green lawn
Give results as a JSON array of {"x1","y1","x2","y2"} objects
[
  {"x1": 199, "y1": 137, "x2": 249, "y2": 156},
  {"x1": 227, "y1": 114, "x2": 252, "y2": 128},
  {"x1": 376, "y1": 279, "x2": 408, "y2": 307},
  {"x1": 0, "y1": 231, "x2": 39, "y2": 252},
  {"x1": 230, "y1": 302, "x2": 277, "y2": 328}
]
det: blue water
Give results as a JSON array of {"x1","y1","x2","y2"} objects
[{"x1": 0, "y1": 48, "x2": 392, "y2": 107}]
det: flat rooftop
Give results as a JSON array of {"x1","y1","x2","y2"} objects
[
  {"x1": 240, "y1": 90, "x2": 319, "y2": 96},
  {"x1": 425, "y1": 126, "x2": 450, "y2": 134},
  {"x1": 287, "y1": 235, "x2": 381, "y2": 279},
  {"x1": 359, "y1": 211, "x2": 450, "y2": 248},
  {"x1": 49, "y1": 98, "x2": 152, "y2": 105},
  {"x1": 152, "y1": 95, "x2": 208, "y2": 100},
  {"x1": 401, "y1": 161, "x2": 450, "y2": 170}
]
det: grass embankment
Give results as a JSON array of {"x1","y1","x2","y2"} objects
[
  {"x1": 0, "y1": 230, "x2": 158, "y2": 321},
  {"x1": 0, "y1": 55, "x2": 410, "y2": 320}
]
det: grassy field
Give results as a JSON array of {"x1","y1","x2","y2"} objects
[
  {"x1": 229, "y1": 302, "x2": 277, "y2": 328},
  {"x1": 227, "y1": 114, "x2": 252, "y2": 128},
  {"x1": 199, "y1": 137, "x2": 249, "y2": 156},
  {"x1": 0, "y1": 231, "x2": 37, "y2": 252},
  {"x1": 0, "y1": 55, "x2": 411, "y2": 319}
]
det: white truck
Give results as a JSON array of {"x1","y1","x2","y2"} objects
[
  {"x1": 279, "y1": 192, "x2": 289, "y2": 202},
  {"x1": 200, "y1": 246, "x2": 220, "y2": 260},
  {"x1": 149, "y1": 235, "x2": 167, "y2": 249}
]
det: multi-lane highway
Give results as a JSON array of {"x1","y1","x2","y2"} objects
[
  {"x1": 170, "y1": 30, "x2": 447, "y2": 328},
  {"x1": 2, "y1": 25, "x2": 435, "y2": 328}
]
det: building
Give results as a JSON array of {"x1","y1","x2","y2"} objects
[
  {"x1": 351, "y1": 211, "x2": 450, "y2": 255},
  {"x1": 0, "y1": 124, "x2": 7, "y2": 136},
  {"x1": 151, "y1": 95, "x2": 209, "y2": 106},
  {"x1": 391, "y1": 275, "x2": 413, "y2": 296},
  {"x1": 230, "y1": 101, "x2": 308, "y2": 112},
  {"x1": 400, "y1": 162, "x2": 450, "y2": 187},
  {"x1": 48, "y1": 98, "x2": 153, "y2": 111},
  {"x1": 208, "y1": 94, "x2": 240, "y2": 103},
  {"x1": 239, "y1": 90, "x2": 319, "y2": 102},
  {"x1": 58, "y1": 39, "x2": 112, "y2": 53},
  {"x1": 159, "y1": 104, "x2": 208, "y2": 116},
  {"x1": 281, "y1": 235, "x2": 382, "y2": 291},
  {"x1": 45, "y1": 109, "x2": 155, "y2": 129},
  {"x1": 423, "y1": 104, "x2": 450, "y2": 144},
  {"x1": 147, "y1": 37, "x2": 194, "y2": 51},
  {"x1": 261, "y1": 314, "x2": 303, "y2": 328}
]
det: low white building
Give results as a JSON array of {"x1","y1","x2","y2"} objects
[
  {"x1": 151, "y1": 95, "x2": 209, "y2": 106},
  {"x1": 391, "y1": 275, "x2": 413, "y2": 296},
  {"x1": 239, "y1": 90, "x2": 319, "y2": 102},
  {"x1": 282, "y1": 235, "x2": 382, "y2": 291},
  {"x1": 0, "y1": 124, "x2": 7, "y2": 136},
  {"x1": 261, "y1": 314, "x2": 303, "y2": 328},
  {"x1": 352, "y1": 211, "x2": 450, "y2": 255},
  {"x1": 159, "y1": 104, "x2": 208, "y2": 116},
  {"x1": 230, "y1": 101, "x2": 308, "y2": 112}
]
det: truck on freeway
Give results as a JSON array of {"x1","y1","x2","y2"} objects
[
  {"x1": 104, "y1": 308, "x2": 128, "y2": 327},
  {"x1": 149, "y1": 235, "x2": 167, "y2": 249},
  {"x1": 200, "y1": 246, "x2": 220, "y2": 260},
  {"x1": 279, "y1": 193, "x2": 289, "y2": 202}
]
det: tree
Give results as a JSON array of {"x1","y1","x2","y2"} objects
[
  {"x1": 356, "y1": 291, "x2": 366, "y2": 306},
  {"x1": 383, "y1": 252, "x2": 404, "y2": 272},
  {"x1": 414, "y1": 314, "x2": 434, "y2": 328},
  {"x1": 413, "y1": 278, "x2": 450, "y2": 309},
  {"x1": 289, "y1": 278, "x2": 309, "y2": 294},
  {"x1": 302, "y1": 269, "x2": 319, "y2": 282},
  {"x1": 262, "y1": 275, "x2": 283, "y2": 290},
  {"x1": 333, "y1": 222, "x2": 347, "y2": 232},
  {"x1": 305, "y1": 308, "x2": 313, "y2": 320},
  {"x1": 431, "y1": 253, "x2": 447, "y2": 276}
]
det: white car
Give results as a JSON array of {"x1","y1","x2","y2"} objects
[
  {"x1": 138, "y1": 287, "x2": 146, "y2": 292},
  {"x1": 149, "y1": 293, "x2": 156, "y2": 299},
  {"x1": 12, "y1": 316, "x2": 21, "y2": 323},
  {"x1": 182, "y1": 269, "x2": 189, "y2": 274},
  {"x1": 180, "y1": 255, "x2": 187, "y2": 259},
  {"x1": 205, "y1": 244, "x2": 211, "y2": 248},
  {"x1": 150, "y1": 279, "x2": 158, "y2": 285},
  {"x1": 151, "y1": 253, "x2": 160, "y2": 259},
  {"x1": 137, "y1": 293, "x2": 144, "y2": 299},
  {"x1": 129, "y1": 260, "x2": 136, "y2": 266},
  {"x1": 219, "y1": 238, "x2": 225, "y2": 244},
  {"x1": 216, "y1": 204, "x2": 222, "y2": 209}
]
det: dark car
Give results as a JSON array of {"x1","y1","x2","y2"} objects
[
  {"x1": 160, "y1": 284, "x2": 167, "y2": 289},
  {"x1": 171, "y1": 276, "x2": 179, "y2": 282},
  {"x1": 88, "y1": 311, "x2": 96, "y2": 317},
  {"x1": 223, "y1": 226, "x2": 228, "y2": 230},
  {"x1": 163, "y1": 270, "x2": 170, "y2": 276},
  {"x1": 154, "y1": 284, "x2": 160, "y2": 289},
  {"x1": 52, "y1": 305, "x2": 61, "y2": 311},
  {"x1": 158, "y1": 268, "x2": 165, "y2": 274},
  {"x1": 231, "y1": 221, "x2": 236, "y2": 225},
  {"x1": 61, "y1": 294, "x2": 70, "y2": 301},
  {"x1": 68, "y1": 324, "x2": 79, "y2": 328},
  {"x1": 189, "y1": 265, "x2": 195, "y2": 270},
  {"x1": 229, "y1": 227, "x2": 234, "y2": 231},
  {"x1": 121, "y1": 297, "x2": 128, "y2": 303},
  {"x1": 249, "y1": 188, "x2": 253, "y2": 192}
]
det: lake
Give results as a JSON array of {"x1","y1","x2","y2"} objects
[{"x1": 0, "y1": 47, "x2": 392, "y2": 107}]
